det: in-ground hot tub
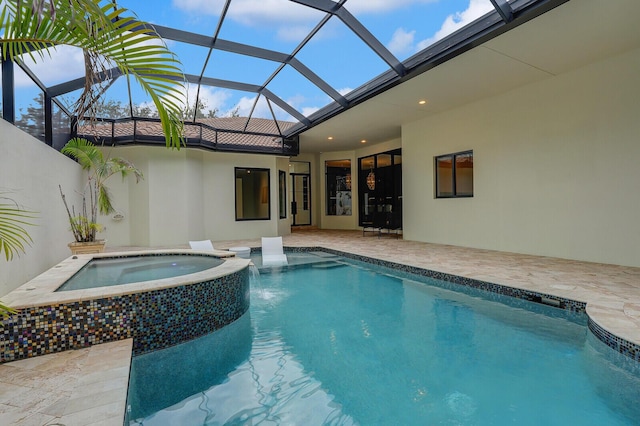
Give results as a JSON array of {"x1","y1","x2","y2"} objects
[
  {"x1": 56, "y1": 253, "x2": 225, "y2": 291},
  {"x1": 0, "y1": 250, "x2": 251, "y2": 363}
]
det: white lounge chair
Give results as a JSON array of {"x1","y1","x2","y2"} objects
[
  {"x1": 189, "y1": 240, "x2": 215, "y2": 251},
  {"x1": 261, "y1": 237, "x2": 288, "y2": 266}
]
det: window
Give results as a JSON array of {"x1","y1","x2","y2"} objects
[
  {"x1": 278, "y1": 170, "x2": 286, "y2": 219},
  {"x1": 435, "y1": 150, "x2": 473, "y2": 198},
  {"x1": 235, "y1": 167, "x2": 270, "y2": 220},
  {"x1": 325, "y1": 159, "x2": 352, "y2": 216}
]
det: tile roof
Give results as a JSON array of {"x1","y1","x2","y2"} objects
[{"x1": 77, "y1": 116, "x2": 298, "y2": 153}]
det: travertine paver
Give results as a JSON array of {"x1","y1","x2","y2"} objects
[{"x1": 0, "y1": 339, "x2": 132, "y2": 426}]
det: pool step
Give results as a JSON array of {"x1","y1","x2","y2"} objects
[{"x1": 311, "y1": 261, "x2": 346, "y2": 269}]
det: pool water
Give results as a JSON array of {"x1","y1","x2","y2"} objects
[
  {"x1": 127, "y1": 255, "x2": 640, "y2": 425},
  {"x1": 56, "y1": 254, "x2": 223, "y2": 291}
]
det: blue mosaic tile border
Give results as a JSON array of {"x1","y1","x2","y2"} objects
[
  {"x1": 0, "y1": 268, "x2": 250, "y2": 362},
  {"x1": 282, "y1": 246, "x2": 639, "y2": 363}
]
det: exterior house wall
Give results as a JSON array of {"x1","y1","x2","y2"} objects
[
  {"x1": 402, "y1": 47, "x2": 640, "y2": 267},
  {"x1": 0, "y1": 119, "x2": 83, "y2": 294},
  {"x1": 103, "y1": 147, "x2": 288, "y2": 246}
]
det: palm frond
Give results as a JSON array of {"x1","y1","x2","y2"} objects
[
  {"x1": 0, "y1": 196, "x2": 37, "y2": 261},
  {"x1": 61, "y1": 137, "x2": 103, "y2": 170},
  {"x1": 0, "y1": 0, "x2": 186, "y2": 148},
  {"x1": 97, "y1": 184, "x2": 113, "y2": 215},
  {"x1": 0, "y1": 300, "x2": 16, "y2": 317}
]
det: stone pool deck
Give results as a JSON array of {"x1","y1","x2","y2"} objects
[
  {"x1": 1, "y1": 229, "x2": 639, "y2": 425},
  {"x1": 0, "y1": 339, "x2": 132, "y2": 425}
]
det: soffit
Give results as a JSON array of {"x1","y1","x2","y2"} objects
[{"x1": 298, "y1": 0, "x2": 640, "y2": 154}]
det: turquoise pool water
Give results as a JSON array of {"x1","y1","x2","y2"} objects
[
  {"x1": 57, "y1": 254, "x2": 223, "y2": 291},
  {"x1": 127, "y1": 254, "x2": 640, "y2": 425}
]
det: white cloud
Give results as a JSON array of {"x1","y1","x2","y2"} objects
[
  {"x1": 172, "y1": 0, "x2": 438, "y2": 41},
  {"x1": 173, "y1": 0, "x2": 318, "y2": 26},
  {"x1": 387, "y1": 28, "x2": 416, "y2": 57},
  {"x1": 185, "y1": 85, "x2": 232, "y2": 112},
  {"x1": 277, "y1": 25, "x2": 314, "y2": 43},
  {"x1": 416, "y1": 0, "x2": 494, "y2": 51},
  {"x1": 15, "y1": 45, "x2": 85, "y2": 87},
  {"x1": 233, "y1": 95, "x2": 271, "y2": 118},
  {"x1": 337, "y1": 87, "x2": 353, "y2": 96},
  {"x1": 171, "y1": 0, "x2": 224, "y2": 16},
  {"x1": 302, "y1": 106, "x2": 320, "y2": 116},
  {"x1": 346, "y1": 0, "x2": 437, "y2": 14}
]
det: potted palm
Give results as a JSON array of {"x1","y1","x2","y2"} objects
[{"x1": 59, "y1": 138, "x2": 143, "y2": 254}]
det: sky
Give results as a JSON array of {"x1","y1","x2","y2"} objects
[{"x1": 11, "y1": 0, "x2": 498, "y2": 123}]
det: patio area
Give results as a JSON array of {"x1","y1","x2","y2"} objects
[{"x1": 1, "y1": 229, "x2": 639, "y2": 425}]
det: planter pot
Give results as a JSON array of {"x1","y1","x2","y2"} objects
[{"x1": 68, "y1": 240, "x2": 106, "y2": 255}]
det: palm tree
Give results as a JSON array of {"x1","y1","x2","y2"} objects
[
  {"x1": 59, "y1": 137, "x2": 143, "y2": 243},
  {"x1": 0, "y1": 0, "x2": 186, "y2": 148}
]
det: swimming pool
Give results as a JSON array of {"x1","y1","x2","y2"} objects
[
  {"x1": 127, "y1": 253, "x2": 640, "y2": 424},
  {"x1": 56, "y1": 253, "x2": 224, "y2": 291}
]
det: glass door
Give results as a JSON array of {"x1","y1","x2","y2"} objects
[{"x1": 289, "y1": 161, "x2": 311, "y2": 226}]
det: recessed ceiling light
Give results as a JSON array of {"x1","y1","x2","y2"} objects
[
  {"x1": 418, "y1": 100, "x2": 427, "y2": 105},
  {"x1": 328, "y1": 136, "x2": 333, "y2": 140},
  {"x1": 361, "y1": 139, "x2": 367, "y2": 144}
]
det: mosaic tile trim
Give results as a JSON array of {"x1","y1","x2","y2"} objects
[
  {"x1": 0, "y1": 268, "x2": 250, "y2": 362},
  {"x1": 588, "y1": 317, "x2": 640, "y2": 363},
  {"x1": 280, "y1": 246, "x2": 639, "y2": 363}
]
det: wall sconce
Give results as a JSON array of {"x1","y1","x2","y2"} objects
[{"x1": 366, "y1": 171, "x2": 376, "y2": 190}]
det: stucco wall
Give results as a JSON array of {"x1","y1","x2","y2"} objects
[
  {"x1": 103, "y1": 147, "x2": 289, "y2": 246},
  {"x1": 0, "y1": 120, "x2": 83, "y2": 295},
  {"x1": 402, "y1": 47, "x2": 640, "y2": 267}
]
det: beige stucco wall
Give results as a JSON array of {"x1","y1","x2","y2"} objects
[
  {"x1": 0, "y1": 119, "x2": 83, "y2": 295},
  {"x1": 403, "y1": 47, "x2": 640, "y2": 267},
  {"x1": 103, "y1": 146, "x2": 289, "y2": 247}
]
